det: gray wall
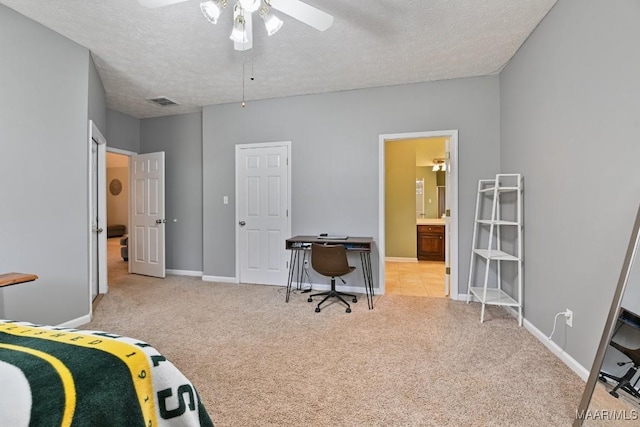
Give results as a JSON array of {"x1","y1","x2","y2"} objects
[
  {"x1": 107, "y1": 108, "x2": 140, "y2": 153},
  {"x1": 141, "y1": 113, "x2": 204, "y2": 272},
  {"x1": 88, "y1": 56, "x2": 106, "y2": 134},
  {"x1": 203, "y1": 76, "x2": 501, "y2": 289},
  {"x1": 500, "y1": 0, "x2": 640, "y2": 368},
  {"x1": 0, "y1": 4, "x2": 96, "y2": 324}
]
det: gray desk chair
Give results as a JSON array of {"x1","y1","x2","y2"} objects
[{"x1": 308, "y1": 243, "x2": 357, "y2": 313}]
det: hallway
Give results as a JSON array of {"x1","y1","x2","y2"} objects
[{"x1": 107, "y1": 237, "x2": 129, "y2": 281}]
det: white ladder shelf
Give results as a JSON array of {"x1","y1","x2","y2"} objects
[{"x1": 467, "y1": 174, "x2": 523, "y2": 325}]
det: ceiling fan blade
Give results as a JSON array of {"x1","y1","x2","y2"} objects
[
  {"x1": 137, "y1": 0, "x2": 189, "y2": 8},
  {"x1": 268, "y1": 0, "x2": 334, "y2": 31},
  {"x1": 234, "y1": 10, "x2": 254, "y2": 51}
]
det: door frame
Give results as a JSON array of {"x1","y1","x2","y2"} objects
[
  {"x1": 235, "y1": 141, "x2": 292, "y2": 284},
  {"x1": 88, "y1": 120, "x2": 107, "y2": 315},
  {"x1": 88, "y1": 144, "x2": 137, "y2": 309},
  {"x1": 106, "y1": 147, "x2": 136, "y2": 274},
  {"x1": 378, "y1": 130, "x2": 459, "y2": 299}
]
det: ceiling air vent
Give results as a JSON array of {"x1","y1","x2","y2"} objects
[{"x1": 147, "y1": 96, "x2": 179, "y2": 106}]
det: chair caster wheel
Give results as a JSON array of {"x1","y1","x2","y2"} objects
[
  {"x1": 352, "y1": 298, "x2": 357, "y2": 303},
  {"x1": 610, "y1": 391, "x2": 619, "y2": 398},
  {"x1": 346, "y1": 307, "x2": 351, "y2": 313},
  {"x1": 307, "y1": 297, "x2": 313, "y2": 302},
  {"x1": 599, "y1": 375, "x2": 607, "y2": 383},
  {"x1": 315, "y1": 307, "x2": 321, "y2": 313}
]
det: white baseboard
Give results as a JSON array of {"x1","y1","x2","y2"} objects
[
  {"x1": 462, "y1": 295, "x2": 589, "y2": 381},
  {"x1": 523, "y1": 317, "x2": 589, "y2": 381},
  {"x1": 455, "y1": 292, "x2": 473, "y2": 302},
  {"x1": 202, "y1": 275, "x2": 238, "y2": 284},
  {"x1": 58, "y1": 313, "x2": 92, "y2": 329},
  {"x1": 385, "y1": 257, "x2": 418, "y2": 263},
  {"x1": 166, "y1": 269, "x2": 203, "y2": 277}
]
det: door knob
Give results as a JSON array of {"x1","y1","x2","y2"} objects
[
  {"x1": 239, "y1": 221, "x2": 246, "y2": 226},
  {"x1": 96, "y1": 227, "x2": 104, "y2": 233},
  {"x1": 155, "y1": 219, "x2": 166, "y2": 224}
]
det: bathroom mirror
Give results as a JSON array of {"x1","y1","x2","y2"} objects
[{"x1": 574, "y1": 204, "x2": 640, "y2": 425}]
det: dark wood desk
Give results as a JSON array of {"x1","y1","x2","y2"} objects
[{"x1": 285, "y1": 236, "x2": 375, "y2": 309}]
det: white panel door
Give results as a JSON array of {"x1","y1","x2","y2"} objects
[
  {"x1": 237, "y1": 143, "x2": 290, "y2": 285},
  {"x1": 130, "y1": 152, "x2": 166, "y2": 278},
  {"x1": 89, "y1": 121, "x2": 107, "y2": 303}
]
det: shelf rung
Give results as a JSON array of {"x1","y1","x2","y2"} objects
[
  {"x1": 479, "y1": 186, "x2": 520, "y2": 193},
  {"x1": 479, "y1": 187, "x2": 496, "y2": 193},
  {"x1": 469, "y1": 287, "x2": 520, "y2": 306},
  {"x1": 476, "y1": 220, "x2": 520, "y2": 226},
  {"x1": 473, "y1": 249, "x2": 519, "y2": 261}
]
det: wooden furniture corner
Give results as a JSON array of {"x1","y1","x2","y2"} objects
[{"x1": 0, "y1": 273, "x2": 38, "y2": 288}]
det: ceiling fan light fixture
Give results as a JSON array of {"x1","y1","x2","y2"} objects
[
  {"x1": 238, "y1": 0, "x2": 260, "y2": 13},
  {"x1": 200, "y1": 0, "x2": 226, "y2": 24},
  {"x1": 260, "y1": 6, "x2": 283, "y2": 36},
  {"x1": 141, "y1": 0, "x2": 334, "y2": 51},
  {"x1": 230, "y1": 12, "x2": 248, "y2": 43}
]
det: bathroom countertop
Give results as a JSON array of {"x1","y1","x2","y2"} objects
[{"x1": 416, "y1": 218, "x2": 446, "y2": 226}]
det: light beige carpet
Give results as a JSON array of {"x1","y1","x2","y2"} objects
[{"x1": 87, "y1": 251, "x2": 586, "y2": 426}]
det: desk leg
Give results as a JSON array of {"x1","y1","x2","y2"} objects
[
  {"x1": 286, "y1": 249, "x2": 298, "y2": 302},
  {"x1": 297, "y1": 251, "x2": 307, "y2": 290},
  {"x1": 360, "y1": 252, "x2": 374, "y2": 309}
]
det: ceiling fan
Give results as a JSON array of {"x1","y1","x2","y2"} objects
[{"x1": 138, "y1": 0, "x2": 334, "y2": 51}]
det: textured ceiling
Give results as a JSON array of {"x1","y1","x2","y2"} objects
[{"x1": 0, "y1": 0, "x2": 556, "y2": 119}]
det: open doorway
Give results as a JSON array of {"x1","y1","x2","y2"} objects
[
  {"x1": 378, "y1": 130, "x2": 459, "y2": 299},
  {"x1": 106, "y1": 151, "x2": 131, "y2": 281}
]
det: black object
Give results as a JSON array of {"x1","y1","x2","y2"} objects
[
  {"x1": 599, "y1": 349, "x2": 640, "y2": 400},
  {"x1": 598, "y1": 309, "x2": 640, "y2": 400},
  {"x1": 120, "y1": 236, "x2": 128, "y2": 262},
  {"x1": 307, "y1": 243, "x2": 357, "y2": 313},
  {"x1": 107, "y1": 224, "x2": 127, "y2": 238}
]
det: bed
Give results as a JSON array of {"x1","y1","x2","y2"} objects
[{"x1": 0, "y1": 319, "x2": 214, "y2": 426}]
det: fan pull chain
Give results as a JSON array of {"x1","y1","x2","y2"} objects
[
  {"x1": 250, "y1": 47, "x2": 255, "y2": 81},
  {"x1": 241, "y1": 15, "x2": 246, "y2": 107},
  {"x1": 241, "y1": 59, "x2": 246, "y2": 108}
]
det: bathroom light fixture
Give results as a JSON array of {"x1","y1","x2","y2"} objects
[{"x1": 432, "y1": 158, "x2": 447, "y2": 172}]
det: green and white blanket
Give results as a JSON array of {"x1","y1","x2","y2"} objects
[{"x1": 0, "y1": 320, "x2": 214, "y2": 427}]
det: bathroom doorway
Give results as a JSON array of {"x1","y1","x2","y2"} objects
[{"x1": 378, "y1": 130, "x2": 459, "y2": 299}]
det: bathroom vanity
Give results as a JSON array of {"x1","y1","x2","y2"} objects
[{"x1": 417, "y1": 218, "x2": 445, "y2": 261}]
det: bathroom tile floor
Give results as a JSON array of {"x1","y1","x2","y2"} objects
[{"x1": 385, "y1": 261, "x2": 446, "y2": 298}]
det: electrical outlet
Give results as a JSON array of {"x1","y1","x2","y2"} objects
[{"x1": 565, "y1": 309, "x2": 573, "y2": 327}]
